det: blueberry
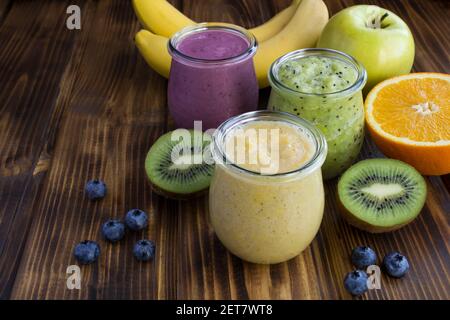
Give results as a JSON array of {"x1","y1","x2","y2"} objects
[
  {"x1": 351, "y1": 246, "x2": 377, "y2": 269},
  {"x1": 133, "y1": 240, "x2": 155, "y2": 262},
  {"x1": 125, "y1": 209, "x2": 148, "y2": 231},
  {"x1": 344, "y1": 270, "x2": 368, "y2": 296},
  {"x1": 101, "y1": 219, "x2": 125, "y2": 242},
  {"x1": 73, "y1": 240, "x2": 100, "y2": 265},
  {"x1": 85, "y1": 180, "x2": 107, "y2": 200},
  {"x1": 383, "y1": 252, "x2": 409, "y2": 278}
]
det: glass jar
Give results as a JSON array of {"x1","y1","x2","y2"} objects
[
  {"x1": 268, "y1": 48, "x2": 367, "y2": 179},
  {"x1": 168, "y1": 23, "x2": 258, "y2": 130},
  {"x1": 209, "y1": 110, "x2": 327, "y2": 264}
]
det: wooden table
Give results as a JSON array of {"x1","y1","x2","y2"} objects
[{"x1": 0, "y1": 0, "x2": 448, "y2": 300}]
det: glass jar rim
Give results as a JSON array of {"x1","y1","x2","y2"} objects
[
  {"x1": 168, "y1": 22, "x2": 258, "y2": 65},
  {"x1": 268, "y1": 48, "x2": 367, "y2": 97},
  {"x1": 212, "y1": 110, "x2": 327, "y2": 178}
]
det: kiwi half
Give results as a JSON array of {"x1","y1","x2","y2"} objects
[
  {"x1": 145, "y1": 130, "x2": 214, "y2": 199},
  {"x1": 337, "y1": 159, "x2": 427, "y2": 233}
]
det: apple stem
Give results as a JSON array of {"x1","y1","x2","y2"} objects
[
  {"x1": 368, "y1": 12, "x2": 389, "y2": 29},
  {"x1": 380, "y1": 12, "x2": 389, "y2": 23}
]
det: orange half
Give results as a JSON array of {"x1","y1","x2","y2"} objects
[{"x1": 365, "y1": 73, "x2": 450, "y2": 175}]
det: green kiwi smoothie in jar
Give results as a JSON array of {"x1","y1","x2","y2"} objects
[{"x1": 268, "y1": 48, "x2": 367, "y2": 179}]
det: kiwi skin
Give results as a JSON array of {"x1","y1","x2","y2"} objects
[
  {"x1": 336, "y1": 193, "x2": 417, "y2": 233},
  {"x1": 144, "y1": 129, "x2": 213, "y2": 200},
  {"x1": 336, "y1": 158, "x2": 426, "y2": 233},
  {"x1": 145, "y1": 177, "x2": 208, "y2": 200}
]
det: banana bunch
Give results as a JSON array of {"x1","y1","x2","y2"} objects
[{"x1": 133, "y1": 0, "x2": 328, "y2": 88}]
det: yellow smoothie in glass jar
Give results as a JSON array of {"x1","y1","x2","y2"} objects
[{"x1": 209, "y1": 111, "x2": 327, "y2": 264}]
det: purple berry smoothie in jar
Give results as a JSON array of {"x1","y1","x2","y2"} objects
[{"x1": 168, "y1": 23, "x2": 258, "y2": 130}]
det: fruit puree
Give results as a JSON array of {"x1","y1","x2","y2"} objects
[
  {"x1": 276, "y1": 56, "x2": 357, "y2": 93},
  {"x1": 177, "y1": 30, "x2": 249, "y2": 60},
  {"x1": 223, "y1": 121, "x2": 315, "y2": 174},
  {"x1": 210, "y1": 112, "x2": 326, "y2": 264},
  {"x1": 168, "y1": 25, "x2": 258, "y2": 130},
  {"x1": 268, "y1": 49, "x2": 367, "y2": 179}
]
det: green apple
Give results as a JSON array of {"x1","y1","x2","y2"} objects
[{"x1": 317, "y1": 5, "x2": 415, "y2": 93}]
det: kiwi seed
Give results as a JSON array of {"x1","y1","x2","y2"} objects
[
  {"x1": 337, "y1": 158, "x2": 427, "y2": 233},
  {"x1": 145, "y1": 130, "x2": 214, "y2": 199}
]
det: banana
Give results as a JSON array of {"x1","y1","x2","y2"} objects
[
  {"x1": 132, "y1": 0, "x2": 193, "y2": 38},
  {"x1": 250, "y1": 0, "x2": 302, "y2": 41},
  {"x1": 132, "y1": 0, "x2": 302, "y2": 42},
  {"x1": 254, "y1": 0, "x2": 329, "y2": 87},
  {"x1": 135, "y1": 30, "x2": 171, "y2": 78},
  {"x1": 134, "y1": 0, "x2": 328, "y2": 89}
]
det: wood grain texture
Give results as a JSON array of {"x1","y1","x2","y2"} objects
[
  {"x1": 0, "y1": 0, "x2": 448, "y2": 300},
  {"x1": 0, "y1": 0, "x2": 12, "y2": 25},
  {"x1": 8, "y1": 0, "x2": 170, "y2": 300},
  {"x1": 0, "y1": 0, "x2": 80, "y2": 298}
]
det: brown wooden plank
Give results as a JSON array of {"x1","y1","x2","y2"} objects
[
  {"x1": 9, "y1": 0, "x2": 171, "y2": 299},
  {"x1": 0, "y1": 0, "x2": 11, "y2": 25},
  {"x1": 182, "y1": 0, "x2": 282, "y2": 27},
  {"x1": 0, "y1": 0, "x2": 80, "y2": 299},
  {"x1": 1, "y1": 0, "x2": 448, "y2": 300},
  {"x1": 442, "y1": 175, "x2": 450, "y2": 193}
]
